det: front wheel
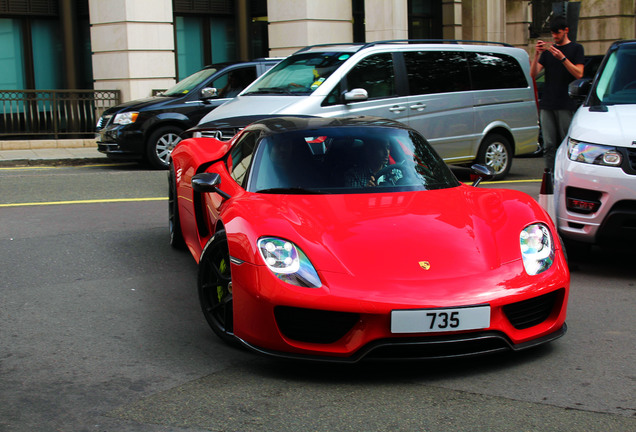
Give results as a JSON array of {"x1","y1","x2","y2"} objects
[
  {"x1": 146, "y1": 126, "x2": 183, "y2": 170},
  {"x1": 198, "y1": 230, "x2": 234, "y2": 343},
  {"x1": 476, "y1": 133, "x2": 512, "y2": 181}
]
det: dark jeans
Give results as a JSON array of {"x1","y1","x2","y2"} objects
[{"x1": 540, "y1": 109, "x2": 574, "y2": 172}]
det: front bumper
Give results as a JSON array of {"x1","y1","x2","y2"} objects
[
  {"x1": 229, "y1": 257, "x2": 570, "y2": 362},
  {"x1": 96, "y1": 125, "x2": 145, "y2": 159},
  {"x1": 555, "y1": 154, "x2": 636, "y2": 244}
]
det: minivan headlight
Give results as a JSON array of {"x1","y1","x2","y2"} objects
[
  {"x1": 257, "y1": 237, "x2": 321, "y2": 288},
  {"x1": 113, "y1": 112, "x2": 139, "y2": 125},
  {"x1": 567, "y1": 138, "x2": 622, "y2": 166},
  {"x1": 520, "y1": 224, "x2": 554, "y2": 275}
]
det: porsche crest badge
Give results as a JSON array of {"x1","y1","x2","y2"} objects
[{"x1": 419, "y1": 261, "x2": 431, "y2": 270}]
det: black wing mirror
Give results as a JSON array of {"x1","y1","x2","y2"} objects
[
  {"x1": 470, "y1": 164, "x2": 494, "y2": 187},
  {"x1": 191, "y1": 173, "x2": 231, "y2": 199},
  {"x1": 568, "y1": 78, "x2": 592, "y2": 101}
]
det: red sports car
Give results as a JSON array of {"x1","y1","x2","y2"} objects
[{"x1": 169, "y1": 116, "x2": 569, "y2": 362}]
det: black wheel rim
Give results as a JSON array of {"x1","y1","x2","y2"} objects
[{"x1": 199, "y1": 243, "x2": 233, "y2": 334}]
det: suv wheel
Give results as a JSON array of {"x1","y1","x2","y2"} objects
[
  {"x1": 477, "y1": 133, "x2": 512, "y2": 180},
  {"x1": 146, "y1": 126, "x2": 183, "y2": 169}
]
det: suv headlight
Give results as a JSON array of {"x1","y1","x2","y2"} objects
[
  {"x1": 567, "y1": 138, "x2": 622, "y2": 166},
  {"x1": 257, "y1": 237, "x2": 321, "y2": 288},
  {"x1": 113, "y1": 112, "x2": 139, "y2": 125},
  {"x1": 520, "y1": 224, "x2": 554, "y2": 275}
]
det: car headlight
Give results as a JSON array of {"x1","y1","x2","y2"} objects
[
  {"x1": 520, "y1": 224, "x2": 554, "y2": 275},
  {"x1": 257, "y1": 237, "x2": 321, "y2": 288},
  {"x1": 113, "y1": 112, "x2": 139, "y2": 125},
  {"x1": 567, "y1": 138, "x2": 622, "y2": 166}
]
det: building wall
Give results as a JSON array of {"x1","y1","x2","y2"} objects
[
  {"x1": 267, "y1": 0, "x2": 353, "y2": 57},
  {"x1": 578, "y1": 0, "x2": 636, "y2": 55},
  {"x1": 89, "y1": 0, "x2": 176, "y2": 102},
  {"x1": 84, "y1": 0, "x2": 635, "y2": 103}
]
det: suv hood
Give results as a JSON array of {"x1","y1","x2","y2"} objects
[
  {"x1": 199, "y1": 95, "x2": 305, "y2": 124},
  {"x1": 571, "y1": 105, "x2": 636, "y2": 148}
]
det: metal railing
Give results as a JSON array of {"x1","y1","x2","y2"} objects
[{"x1": 0, "y1": 89, "x2": 121, "y2": 139}]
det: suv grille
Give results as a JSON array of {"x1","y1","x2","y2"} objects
[{"x1": 503, "y1": 289, "x2": 562, "y2": 330}]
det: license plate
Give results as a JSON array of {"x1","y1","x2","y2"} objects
[{"x1": 391, "y1": 305, "x2": 490, "y2": 334}]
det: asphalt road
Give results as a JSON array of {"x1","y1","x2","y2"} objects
[{"x1": 1, "y1": 158, "x2": 635, "y2": 432}]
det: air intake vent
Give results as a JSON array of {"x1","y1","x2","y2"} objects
[{"x1": 503, "y1": 289, "x2": 562, "y2": 330}]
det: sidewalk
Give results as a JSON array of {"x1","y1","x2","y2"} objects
[{"x1": 0, "y1": 145, "x2": 109, "y2": 167}]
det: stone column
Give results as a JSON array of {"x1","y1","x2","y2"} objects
[
  {"x1": 364, "y1": 0, "x2": 408, "y2": 41},
  {"x1": 88, "y1": 0, "x2": 176, "y2": 102},
  {"x1": 267, "y1": 0, "x2": 353, "y2": 57},
  {"x1": 443, "y1": 0, "x2": 462, "y2": 40}
]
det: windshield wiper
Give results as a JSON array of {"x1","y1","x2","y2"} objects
[
  {"x1": 256, "y1": 187, "x2": 324, "y2": 194},
  {"x1": 244, "y1": 87, "x2": 296, "y2": 95}
]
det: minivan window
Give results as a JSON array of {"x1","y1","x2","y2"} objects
[
  {"x1": 211, "y1": 66, "x2": 257, "y2": 98},
  {"x1": 404, "y1": 51, "x2": 470, "y2": 95},
  {"x1": 592, "y1": 46, "x2": 636, "y2": 105},
  {"x1": 162, "y1": 68, "x2": 218, "y2": 96},
  {"x1": 244, "y1": 52, "x2": 349, "y2": 95},
  {"x1": 345, "y1": 53, "x2": 396, "y2": 99},
  {"x1": 467, "y1": 52, "x2": 528, "y2": 90}
]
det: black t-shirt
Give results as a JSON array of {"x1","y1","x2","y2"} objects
[{"x1": 539, "y1": 42, "x2": 585, "y2": 111}]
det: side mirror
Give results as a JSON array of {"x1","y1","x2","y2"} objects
[
  {"x1": 201, "y1": 87, "x2": 218, "y2": 100},
  {"x1": 191, "y1": 173, "x2": 231, "y2": 199},
  {"x1": 343, "y1": 88, "x2": 368, "y2": 103},
  {"x1": 470, "y1": 164, "x2": 494, "y2": 187},
  {"x1": 568, "y1": 78, "x2": 592, "y2": 101}
]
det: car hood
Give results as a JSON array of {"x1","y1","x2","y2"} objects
[
  {"x1": 570, "y1": 105, "x2": 636, "y2": 148},
  {"x1": 226, "y1": 185, "x2": 550, "y2": 284},
  {"x1": 199, "y1": 95, "x2": 307, "y2": 124},
  {"x1": 102, "y1": 96, "x2": 177, "y2": 116}
]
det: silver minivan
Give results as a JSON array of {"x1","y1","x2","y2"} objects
[{"x1": 198, "y1": 41, "x2": 539, "y2": 179}]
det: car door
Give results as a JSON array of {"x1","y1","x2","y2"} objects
[
  {"x1": 319, "y1": 53, "x2": 410, "y2": 122},
  {"x1": 402, "y1": 50, "x2": 476, "y2": 162}
]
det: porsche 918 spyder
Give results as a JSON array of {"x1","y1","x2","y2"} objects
[{"x1": 169, "y1": 116, "x2": 569, "y2": 362}]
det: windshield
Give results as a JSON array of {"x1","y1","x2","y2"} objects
[
  {"x1": 243, "y1": 52, "x2": 350, "y2": 95},
  {"x1": 591, "y1": 45, "x2": 636, "y2": 105},
  {"x1": 162, "y1": 68, "x2": 218, "y2": 96},
  {"x1": 247, "y1": 126, "x2": 460, "y2": 194}
]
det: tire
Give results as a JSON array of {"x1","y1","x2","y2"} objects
[
  {"x1": 476, "y1": 133, "x2": 512, "y2": 181},
  {"x1": 168, "y1": 164, "x2": 186, "y2": 250},
  {"x1": 198, "y1": 230, "x2": 235, "y2": 343},
  {"x1": 146, "y1": 126, "x2": 183, "y2": 170}
]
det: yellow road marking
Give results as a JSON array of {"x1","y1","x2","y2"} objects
[
  {"x1": 0, "y1": 162, "x2": 134, "y2": 171},
  {"x1": 0, "y1": 197, "x2": 167, "y2": 208}
]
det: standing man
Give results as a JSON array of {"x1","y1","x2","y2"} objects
[{"x1": 531, "y1": 15, "x2": 585, "y2": 171}]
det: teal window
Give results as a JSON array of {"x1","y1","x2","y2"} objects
[
  {"x1": 0, "y1": 18, "x2": 26, "y2": 89},
  {"x1": 31, "y1": 19, "x2": 63, "y2": 89}
]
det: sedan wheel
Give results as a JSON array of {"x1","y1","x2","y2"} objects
[{"x1": 198, "y1": 230, "x2": 234, "y2": 343}]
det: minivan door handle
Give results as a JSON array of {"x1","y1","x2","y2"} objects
[
  {"x1": 389, "y1": 105, "x2": 407, "y2": 113},
  {"x1": 410, "y1": 103, "x2": 427, "y2": 111}
]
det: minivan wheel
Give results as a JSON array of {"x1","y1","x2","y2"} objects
[
  {"x1": 146, "y1": 126, "x2": 183, "y2": 170},
  {"x1": 477, "y1": 133, "x2": 512, "y2": 180}
]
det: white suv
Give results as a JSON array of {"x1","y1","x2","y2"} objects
[{"x1": 554, "y1": 40, "x2": 636, "y2": 246}]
